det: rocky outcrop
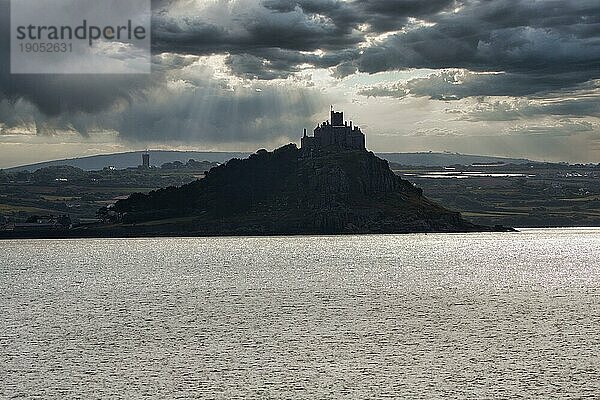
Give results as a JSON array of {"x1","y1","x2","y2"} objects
[{"x1": 110, "y1": 144, "x2": 505, "y2": 235}]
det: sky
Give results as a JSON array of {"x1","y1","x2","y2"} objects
[{"x1": 0, "y1": 0, "x2": 599, "y2": 168}]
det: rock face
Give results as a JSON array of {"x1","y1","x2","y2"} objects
[{"x1": 111, "y1": 144, "x2": 495, "y2": 235}]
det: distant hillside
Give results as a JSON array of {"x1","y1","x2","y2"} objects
[
  {"x1": 6, "y1": 150, "x2": 537, "y2": 172},
  {"x1": 6, "y1": 151, "x2": 250, "y2": 172},
  {"x1": 379, "y1": 152, "x2": 534, "y2": 167}
]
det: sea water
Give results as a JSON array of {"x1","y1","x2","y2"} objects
[{"x1": 1, "y1": 228, "x2": 599, "y2": 398}]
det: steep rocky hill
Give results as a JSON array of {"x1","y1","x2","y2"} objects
[{"x1": 109, "y1": 144, "x2": 503, "y2": 235}]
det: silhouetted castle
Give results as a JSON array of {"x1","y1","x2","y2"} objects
[{"x1": 301, "y1": 108, "x2": 366, "y2": 154}]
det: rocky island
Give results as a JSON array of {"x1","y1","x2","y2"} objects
[
  {"x1": 0, "y1": 109, "x2": 511, "y2": 239},
  {"x1": 101, "y1": 110, "x2": 508, "y2": 236}
]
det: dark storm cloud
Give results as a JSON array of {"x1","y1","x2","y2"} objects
[
  {"x1": 360, "y1": 71, "x2": 600, "y2": 121},
  {"x1": 0, "y1": 74, "x2": 152, "y2": 117},
  {"x1": 224, "y1": 48, "x2": 357, "y2": 80},
  {"x1": 345, "y1": 0, "x2": 600, "y2": 94},
  {"x1": 358, "y1": 71, "x2": 548, "y2": 100},
  {"x1": 263, "y1": 0, "x2": 456, "y2": 32},
  {"x1": 225, "y1": 54, "x2": 294, "y2": 80},
  {"x1": 359, "y1": 71, "x2": 600, "y2": 102},
  {"x1": 152, "y1": 1, "x2": 362, "y2": 55},
  {"x1": 353, "y1": 23, "x2": 599, "y2": 78},
  {"x1": 149, "y1": 0, "x2": 461, "y2": 77},
  {"x1": 149, "y1": 0, "x2": 600, "y2": 98},
  {"x1": 150, "y1": 0, "x2": 459, "y2": 79},
  {"x1": 463, "y1": 83, "x2": 600, "y2": 122},
  {"x1": 0, "y1": 0, "x2": 154, "y2": 117}
]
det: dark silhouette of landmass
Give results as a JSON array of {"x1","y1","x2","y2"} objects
[
  {"x1": 0, "y1": 109, "x2": 518, "y2": 238},
  {"x1": 102, "y1": 144, "x2": 507, "y2": 236},
  {"x1": 3, "y1": 156, "x2": 598, "y2": 238}
]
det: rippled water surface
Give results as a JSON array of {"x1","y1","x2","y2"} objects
[{"x1": 1, "y1": 228, "x2": 600, "y2": 399}]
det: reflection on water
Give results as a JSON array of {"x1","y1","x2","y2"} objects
[
  {"x1": 1, "y1": 228, "x2": 599, "y2": 398},
  {"x1": 401, "y1": 171, "x2": 535, "y2": 179}
]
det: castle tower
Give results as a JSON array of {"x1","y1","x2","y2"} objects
[
  {"x1": 331, "y1": 110, "x2": 344, "y2": 126},
  {"x1": 301, "y1": 108, "x2": 366, "y2": 153}
]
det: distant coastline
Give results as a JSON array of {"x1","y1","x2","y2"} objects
[
  {"x1": 4, "y1": 150, "x2": 538, "y2": 172},
  {"x1": 0, "y1": 225, "x2": 516, "y2": 240}
]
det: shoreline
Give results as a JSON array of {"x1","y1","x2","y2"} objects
[{"x1": 0, "y1": 224, "x2": 517, "y2": 240}]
